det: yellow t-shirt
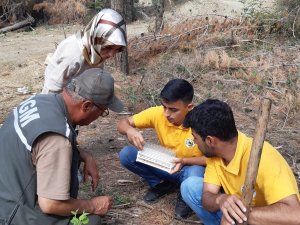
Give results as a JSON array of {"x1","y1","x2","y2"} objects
[
  {"x1": 204, "y1": 131, "x2": 299, "y2": 206},
  {"x1": 133, "y1": 106, "x2": 202, "y2": 158}
]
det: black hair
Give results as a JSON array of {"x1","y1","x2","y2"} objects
[
  {"x1": 160, "y1": 79, "x2": 193, "y2": 103},
  {"x1": 183, "y1": 99, "x2": 238, "y2": 141}
]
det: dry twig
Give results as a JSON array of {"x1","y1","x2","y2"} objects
[
  {"x1": 136, "y1": 201, "x2": 154, "y2": 210},
  {"x1": 112, "y1": 203, "x2": 131, "y2": 209},
  {"x1": 281, "y1": 105, "x2": 291, "y2": 130},
  {"x1": 292, "y1": 6, "x2": 300, "y2": 38},
  {"x1": 117, "y1": 179, "x2": 138, "y2": 185}
]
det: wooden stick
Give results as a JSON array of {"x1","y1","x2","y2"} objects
[{"x1": 237, "y1": 98, "x2": 272, "y2": 225}]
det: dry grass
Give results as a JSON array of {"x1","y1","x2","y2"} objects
[
  {"x1": 125, "y1": 16, "x2": 300, "y2": 190},
  {"x1": 33, "y1": 0, "x2": 87, "y2": 24}
]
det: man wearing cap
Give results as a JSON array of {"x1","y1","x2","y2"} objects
[{"x1": 0, "y1": 68, "x2": 123, "y2": 225}]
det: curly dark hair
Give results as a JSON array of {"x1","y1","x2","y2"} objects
[{"x1": 183, "y1": 99, "x2": 238, "y2": 141}]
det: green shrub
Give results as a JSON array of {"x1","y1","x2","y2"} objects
[{"x1": 70, "y1": 210, "x2": 90, "y2": 225}]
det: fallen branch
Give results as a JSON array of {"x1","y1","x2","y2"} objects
[{"x1": 0, "y1": 14, "x2": 34, "y2": 34}]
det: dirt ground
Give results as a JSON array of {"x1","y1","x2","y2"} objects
[
  {"x1": 0, "y1": 23, "x2": 203, "y2": 224},
  {"x1": 0, "y1": 0, "x2": 299, "y2": 224}
]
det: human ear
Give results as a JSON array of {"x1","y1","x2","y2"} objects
[
  {"x1": 205, "y1": 136, "x2": 214, "y2": 147},
  {"x1": 82, "y1": 101, "x2": 93, "y2": 112},
  {"x1": 187, "y1": 103, "x2": 194, "y2": 112}
]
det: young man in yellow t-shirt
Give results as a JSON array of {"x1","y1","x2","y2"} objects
[
  {"x1": 117, "y1": 79, "x2": 206, "y2": 219},
  {"x1": 182, "y1": 99, "x2": 300, "y2": 225}
]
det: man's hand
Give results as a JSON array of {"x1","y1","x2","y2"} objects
[
  {"x1": 170, "y1": 158, "x2": 184, "y2": 174},
  {"x1": 217, "y1": 194, "x2": 247, "y2": 224},
  {"x1": 80, "y1": 149, "x2": 99, "y2": 191},
  {"x1": 126, "y1": 128, "x2": 144, "y2": 150},
  {"x1": 90, "y1": 196, "x2": 113, "y2": 215}
]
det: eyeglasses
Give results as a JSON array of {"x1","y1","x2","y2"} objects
[
  {"x1": 93, "y1": 103, "x2": 109, "y2": 117},
  {"x1": 101, "y1": 108, "x2": 109, "y2": 117}
]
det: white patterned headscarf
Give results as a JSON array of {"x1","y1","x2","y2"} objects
[{"x1": 77, "y1": 8, "x2": 127, "y2": 66}]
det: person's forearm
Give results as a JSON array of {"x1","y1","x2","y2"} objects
[
  {"x1": 182, "y1": 156, "x2": 206, "y2": 166},
  {"x1": 79, "y1": 148, "x2": 91, "y2": 161},
  {"x1": 38, "y1": 197, "x2": 94, "y2": 216},
  {"x1": 117, "y1": 118, "x2": 133, "y2": 135},
  {"x1": 249, "y1": 202, "x2": 300, "y2": 225},
  {"x1": 202, "y1": 191, "x2": 225, "y2": 212}
]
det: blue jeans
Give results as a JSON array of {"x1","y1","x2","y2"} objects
[
  {"x1": 119, "y1": 145, "x2": 205, "y2": 187},
  {"x1": 181, "y1": 176, "x2": 222, "y2": 225}
]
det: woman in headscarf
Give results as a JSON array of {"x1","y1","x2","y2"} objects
[{"x1": 42, "y1": 8, "x2": 127, "y2": 94}]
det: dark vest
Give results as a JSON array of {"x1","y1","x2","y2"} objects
[{"x1": 0, "y1": 94, "x2": 80, "y2": 225}]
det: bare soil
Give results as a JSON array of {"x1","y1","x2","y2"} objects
[
  {"x1": 0, "y1": 1, "x2": 299, "y2": 225},
  {"x1": 0, "y1": 21, "x2": 202, "y2": 225}
]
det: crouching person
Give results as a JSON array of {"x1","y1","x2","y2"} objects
[
  {"x1": 181, "y1": 99, "x2": 300, "y2": 225},
  {"x1": 117, "y1": 79, "x2": 206, "y2": 219},
  {"x1": 0, "y1": 68, "x2": 123, "y2": 225}
]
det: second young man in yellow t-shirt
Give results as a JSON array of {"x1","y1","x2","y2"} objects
[{"x1": 182, "y1": 99, "x2": 300, "y2": 225}]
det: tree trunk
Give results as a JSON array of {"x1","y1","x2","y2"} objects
[
  {"x1": 111, "y1": 0, "x2": 124, "y2": 12},
  {"x1": 125, "y1": 0, "x2": 135, "y2": 22},
  {"x1": 111, "y1": 0, "x2": 129, "y2": 75},
  {"x1": 154, "y1": 0, "x2": 164, "y2": 33},
  {"x1": 104, "y1": 0, "x2": 111, "y2": 8}
]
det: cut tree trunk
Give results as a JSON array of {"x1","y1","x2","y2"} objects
[{"x1": 0, "y1": 15, "x2": 35, "y2": 34}]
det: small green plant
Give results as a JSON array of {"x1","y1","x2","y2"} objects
[
  {"x1": 95, "y1": 185, "x2": 105, "y2": 196},
  {"x1": 215, "y1": 81, "x2": 224, "y2": 90},
  {"x1": 112, "y1": 192, "x2": 131, "y2": 205},
  {"x1": 70, "y1": 209, "x2": 90, "y2": 225},
  {"x1": 286, "y1": 74, "x2": 298, "y2": 89},
  {"x1": 251, "y1": 70, "x2": 258, "y2": 78},
  {"x1": 125, "y1": 86, "x2": 139, "y2": 108},
  {"x1": 252, "y1": 84, "x2": 263, "y2": 93},
  {"x1": 205, "y1": 92, "x2": 212, "y2": 99},
  {"x1": 241, "y1": 42, "x2": 255, "y2": 52},
  {"x1": 176, "y1": 64, "x2": 186, "y2": 74}
]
